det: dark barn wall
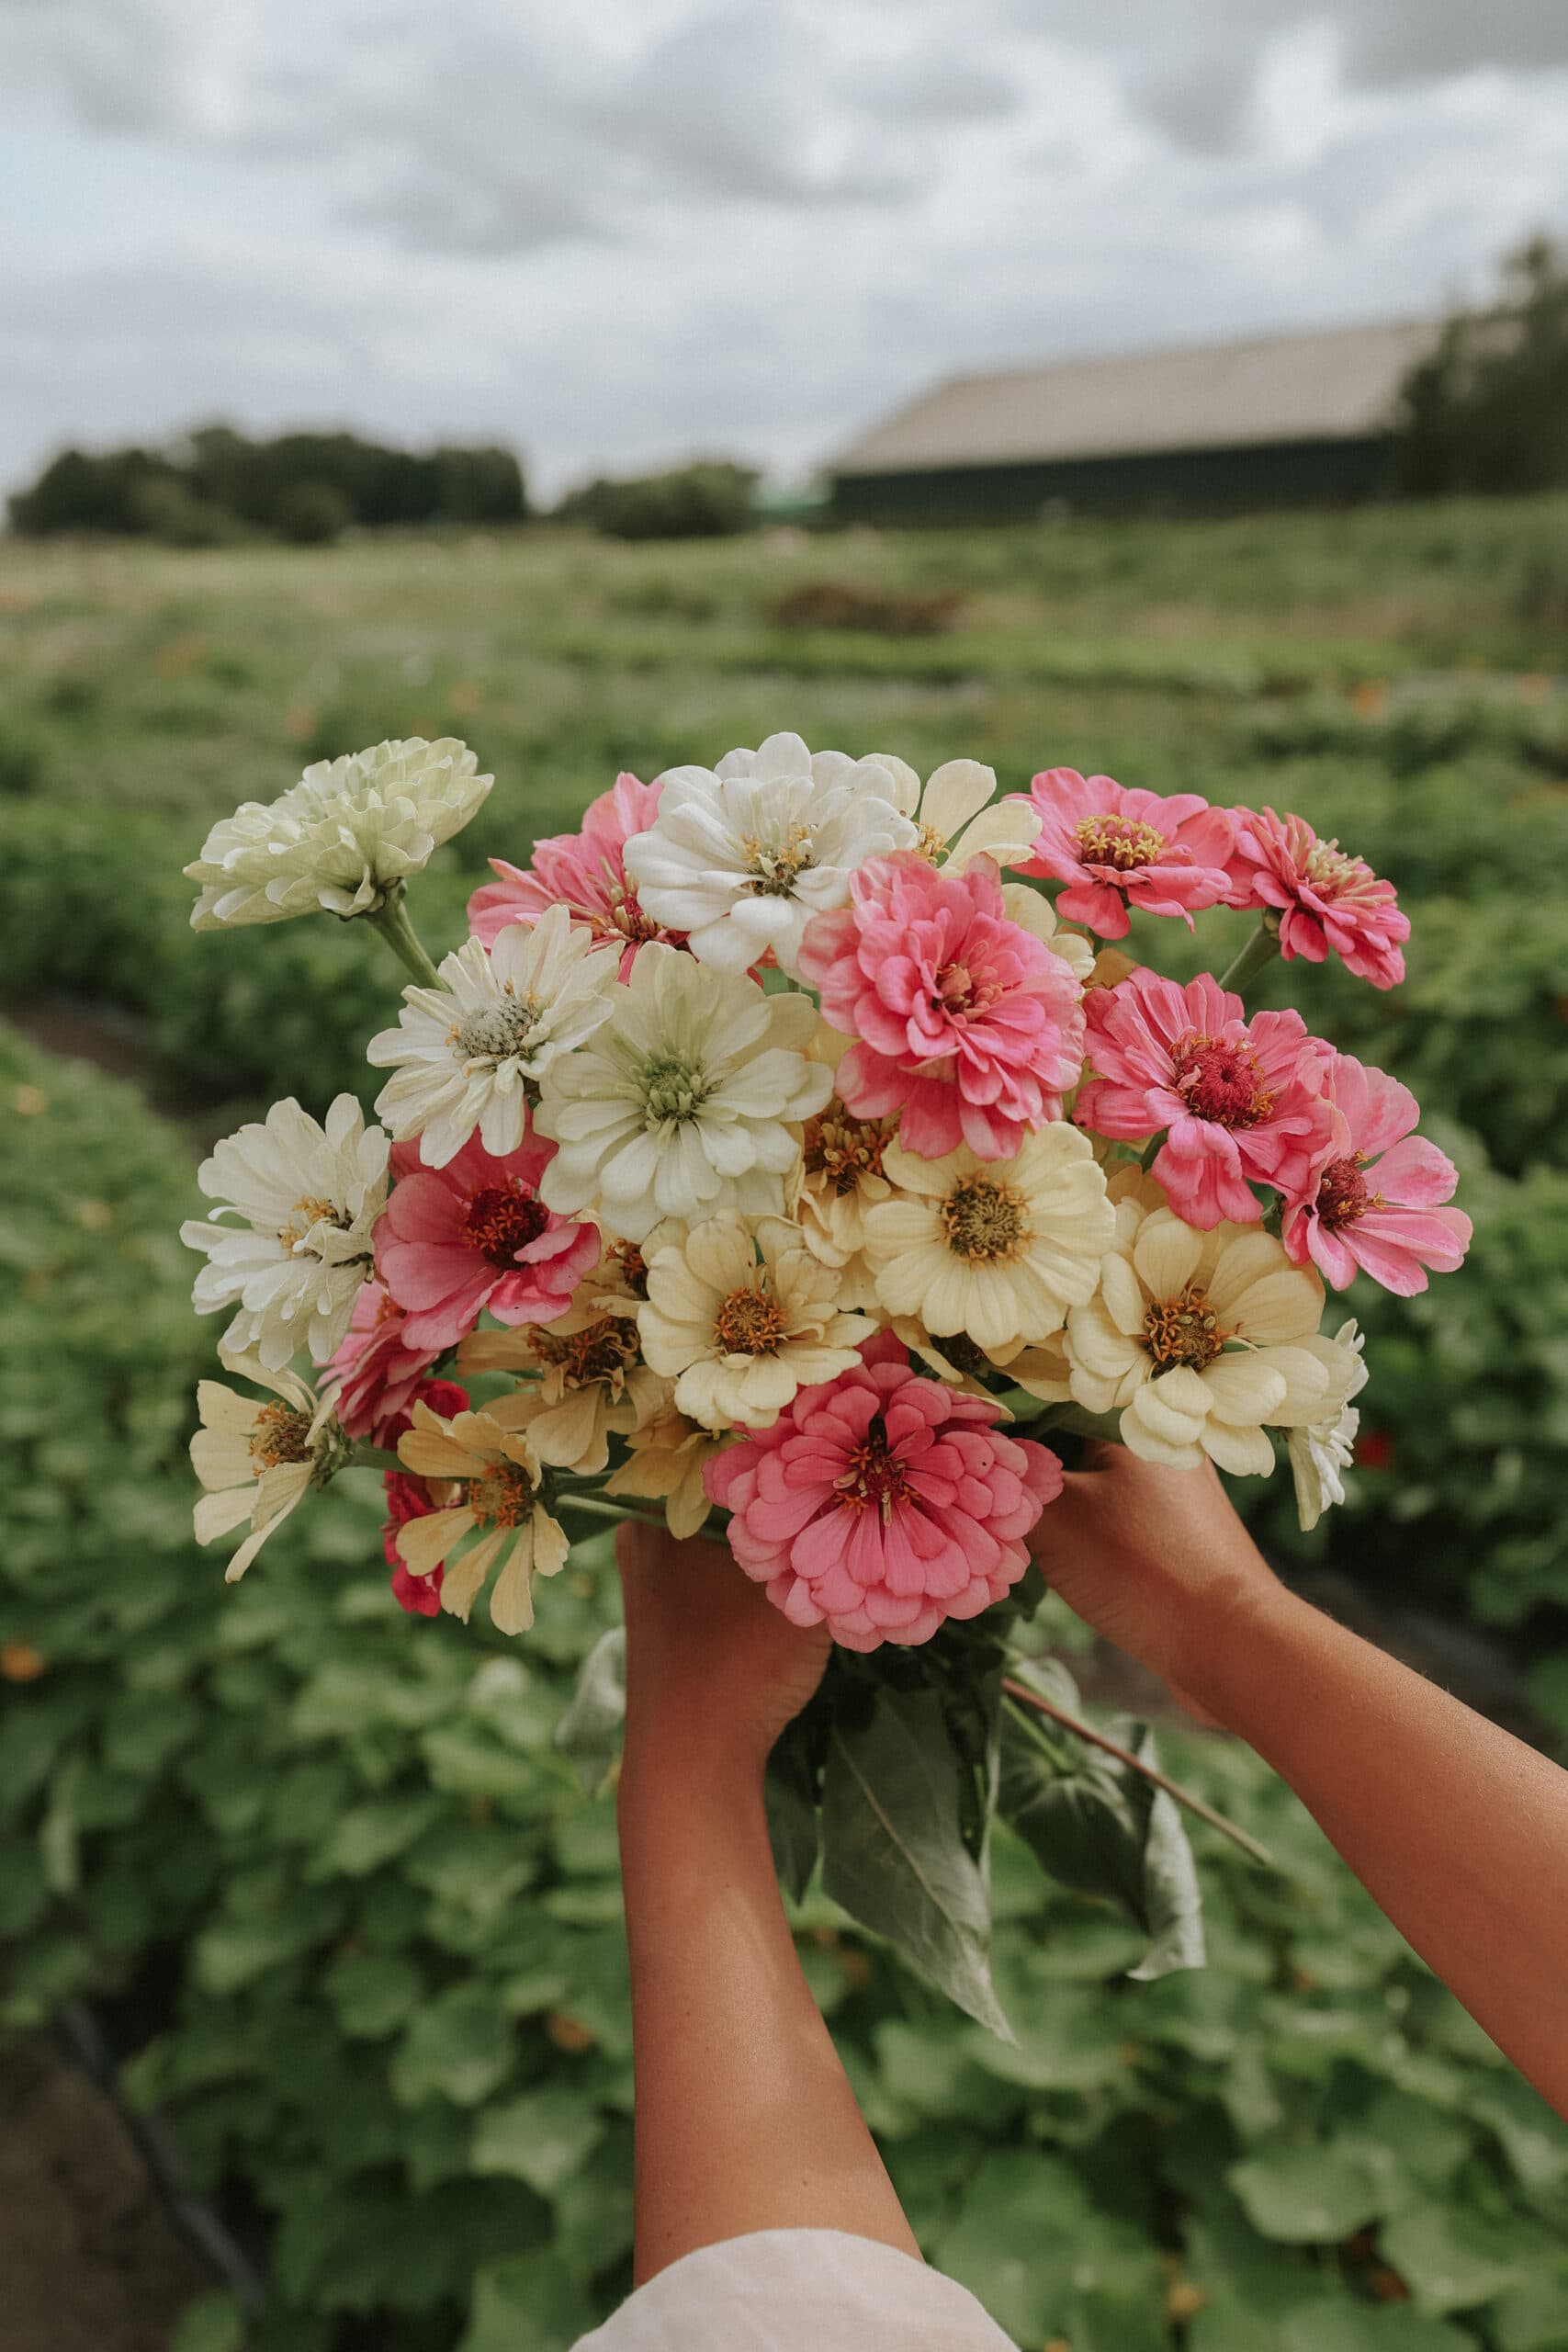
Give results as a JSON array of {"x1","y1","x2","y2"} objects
[{"x1": 829, "y1": 435, "x2": 1394, "y2": 524}]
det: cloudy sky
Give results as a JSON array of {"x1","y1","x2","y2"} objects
[{"x1": 3, "y1": 0, "x2": 1567, "y2": 499}]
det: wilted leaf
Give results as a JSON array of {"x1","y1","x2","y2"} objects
[{"x1": 555, "y1": 1627, "x2": 625, "y2": 1795}]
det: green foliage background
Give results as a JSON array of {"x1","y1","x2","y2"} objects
[{"x1": 3, "y1": 503, "x2": 1568, "y2": 2347}]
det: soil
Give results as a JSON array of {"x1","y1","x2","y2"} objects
[{"x1": 0, "y1": 2036, "x2": 209, "y2": 2352}]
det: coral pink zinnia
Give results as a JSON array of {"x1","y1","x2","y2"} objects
[
  {"x1": 795, "y1": 851, "x2": 1085, "y2": 1161},
  {"x1": 1010, "y1": 768, "x2": 1235, "y2": 940},
  {"x1": 705, "y1": 1333, "x2": 1062, "y2": 1651},
  {"x1": 1077, "y1": 967, "x2": 1337, "y2": 1229},
  {"x1": 467, "y1": 772, "x2": 682, "y2": 977},
  {"x1": 1224, "y1": 807, "x2": 1409, "y2": 989},
  {"x1": 1282, "y1": 1053, "x2": 1471, "y2": 1296},
  {"x1": 325, "y1": 1279, "x2": 441, "y2": 1442},
  {"x1": 376, "y1": 1130, "x2": 600, "y2": 1353}
]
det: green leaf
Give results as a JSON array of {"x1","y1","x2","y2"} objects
[
  {"x1": 457, "y1": 2251, "x2": 593, "y2": 2352},
  {"x1": 1279, "y1": 2300, "x2": 1475, "y2": 2352},
  {"x1": 555, "y1": 1627, "x2": 625, "y2": 1795},
  {"x1": 1379, "y1": 2203, "x2": 1529, "y2": 2316},
  {"x1": 765, "y1": 1714, "x2": 820, "y2": 1903},
  {"x1": 1227, "y1": 2138, "x2": 1385, "y2": 2244},
  {"x1": 324, "y1": 1951, "x2": 424, "y2": 2040},
  {"x1": 820, "y1": 1685, "x2": 1010, "y2": 2037},
  {"x1": 999, "y1": 1668, "x2": 1204, "y2": 1981},
  {"x1": 391, "y1": 1987, "x2": 513, "y2": 2108},
  {"x1": 168, "y1": 2290, "x2": 246, "y2": 2352},
  {"x1": 1489, "y1": 2265, "x2": 1568, "y2": 2352},
  {"x1": 470, "y1": 2086, "x2": 604, "y2": 2198},
  {"x1": 1468, "y1": 2069, "x2": 1568, "y2": 2192},
  {"x1": 936, "y1": 2147, "x2": 1165, "y2": 2348}
]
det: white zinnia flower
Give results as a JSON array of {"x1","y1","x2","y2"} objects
[
  {"x1": 1066, "y1": 1202, "x2": 1332, "y2": 1476},
  {"x1": 864, "y1": 1126, "x2": 1116, "y2": 1353},
  {"x1": 873, "y1": 754, "x2": 1043, "y2": 872},
  {"x1": 622, "y1": 730, "x2": 916, "y2": 978},
  {"x1": 181, "y1": 1094, "x2": 387, "y2": 1371},
  {"x1": 534, "y1": 942, "x2": 832, "y2": 1242},
  {"x1": 1289, "y1": 1318, "x2": 1369, "y2": 1532},
  {"x1": 185, "y1": 738, "x2": 492, "y2": 928},
  {"x1": 191, "y1": 1351, "x2": 349, "y2": 1581},
  {"x1": 367, "y1": 904, "x2": 622, "y2": 1168},
  {"x1": 638, "y1": 1212, "x2": 874, "y2": 1430}
]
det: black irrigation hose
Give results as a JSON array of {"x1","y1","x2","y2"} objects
[{"x1": 53, "y1": 1998, "x2": 269, "y2": 2321}]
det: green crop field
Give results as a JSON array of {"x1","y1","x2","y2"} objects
[{"x1": 4, "y1": 506, "x2": 1568, "y2": 2351}]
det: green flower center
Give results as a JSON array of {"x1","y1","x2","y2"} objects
[
  {"x1": 454, "y1": 996, "x2": 540, "y2": 1064},
  {"x1": 641, "y1": 1054, "x2": 710, "y2": 1127}
]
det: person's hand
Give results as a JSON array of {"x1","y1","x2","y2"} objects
[
  {"x1": 1030, "y1": 1442, "x2": 1291, "y2": 1724},
  {"x1": 616, "y1": 1521, "x2": 831, "y2": 1783}
]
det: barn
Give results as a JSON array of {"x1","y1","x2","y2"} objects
[{"x1": 827, "y1": 319, "x2": 1436, "y2": 523}]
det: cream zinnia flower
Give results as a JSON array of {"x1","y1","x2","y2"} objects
[
  {"x1": 395, "y1": 1397, "x2": 570, "y2": 1634},
  {"x1": 998, "y1": 879, "x2": 1096, "y2": 986},
  {"x1": 458, "y1": 1314, "x2": 667, "y2": 1477},
  {"x1": 185, "y1": 738, "x2": 491, "y2": 928},
  {"x1": 535, "y1": 943, "x2": 831, "y2": 1243},
  {"x1": 1289, "y1": 1317, "x2": 1368, "y2": 1532},
  {"x1": 637, "y1": 1213, "x2": 874, "y2": 1430},
  {"x1": 604, "y1": 1406, "x2": 730, "y2": 1538},
  {"x1": 865, "y1": 1126, "x2": 1114, "y2": 1353},
  {"x1": 623, "y1": 731, "x2": 916, "y2": 978},
  {"x1": 1066, "y1": 1202, "x2": 1332, "y2": 1476},
  {"x1": 873, "y1": 754, "x2": 1043, "y2": 872},
  {"x1": 181, "y1": 1094, "x2": 387, "y2": 1371},
  {"x1": 795, "y1": 1025, "x2": 896, "y2": 1309},
  {"x1": 191, "y1": 1351, "x2": 349, "y2": 1581},
  {"x1": 368, "y1": 903, "x2": 621, "y2": 1168}
]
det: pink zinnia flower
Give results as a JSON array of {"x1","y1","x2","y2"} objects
[
  {"x1": 467, "y1": 772, "x2": 682, "y2": 977},
  {"x1": 1010, "y1": 768, "x2": 1235, "y2": 940},
  {"x1": 795, "y1": 851, "x2": 1085, "y2": 1161},
  {"x1": 326, "y1": 1279, "x2": 441, "y2": 1442},
  {"x1": 1224, "y1": 808, "x2": 1409, "y2": 988},
  {"x1": 1077, "y1": 967, "x2": 1336, "y2": 1229},
  {"x1": 376, "y1": 1130, "x2": 600, "y2": 1352},
  {"x1": 1282, "y1": 1053, "x2": 1471, "y2": 1295},
  {"x1": 705, "y1": 1332, "x2": 1062, "y2": 1651},
  {"x1": 378, "y1": 1377, "x2": 468, "y2": 1616}
]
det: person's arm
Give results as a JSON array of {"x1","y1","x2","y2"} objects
[
  {"x1": 614, "y1": 1521, "x2": 921, "y2": 2287},
  {"x1": 1035, "y1": 1447, "x2": 1568, "y2": 2120}
]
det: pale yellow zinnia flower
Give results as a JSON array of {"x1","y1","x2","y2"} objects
[
  {"x1": 190, "y1": 1351, "x2": 348, "y2": 1581},
  {"x1": 637, "y1": 1212, "x2": 874, "y2": 1430},
  {"x1": 864, "y1": 1126, "x2": 1114, "y2": 1354},
  {"x1": 395, "y1": 1399, "x2": 570, "y2": 1634},
  {"x1": 458, "y1": 1313, "x2": 667, "y2": 1476},
  {"x1": 1066, "y1": 1201, "x2": 1333, "y2": 1476}
]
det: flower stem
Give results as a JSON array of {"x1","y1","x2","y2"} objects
[
  {"x1": 364, "y1": 888, "x2": 443, "y2": 989},
  {"x1": 352, "y1": 1444, "x2": 405, "y2": 1474},
  {"x1": 1001, "y1": 1675, "x2": 1275, "y2": 1866},
  {"x1": 555, "y1": 1492, "x2": 726, "y2": 1546},
  {"x1": 1217, "y1": 913, "x2": 1281, "y2": 1000}
]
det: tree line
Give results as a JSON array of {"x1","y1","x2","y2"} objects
[{"x1": 6, "y1": 425, "x2": 528, "y2": 544}]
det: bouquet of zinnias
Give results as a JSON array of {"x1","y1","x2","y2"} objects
[{"x1": 177, "y1": 733, "x2": 1469, "y2": 2023}]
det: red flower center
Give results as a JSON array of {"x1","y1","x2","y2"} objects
[
  {"x1": 1075, "y1": 813, "x2": 1166, "y2": 872},
  {"x1": 834, "y1": 1419, "x2": 911, "y2": 1524},
  {"x1": 1315, "y1": 1154, "x2": 1374, "y2": 1228},
  {"x1": 464, "y1": 1182, "x2": 551, "y2": 1267},
  {"x1": 1171, "y1": 1035, "x2": 1275, "y2": 1129}
]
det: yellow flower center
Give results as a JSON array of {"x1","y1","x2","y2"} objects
[
  {"x1": 1143, "y1": 1284, "x2": 1224, "y2": 1372},
  {"x1": 529, "y1": 1315, "x2": 641, "y2": 1387},
  {"x1": 276, "y1": 1193, "x2": 347, "y2": 1247},
  {"x1": 804, "y1": 1106, "x2": 889, "y2": 1195},
  {"x1": 1074, "y1": 814, "x2": 1166, "y2": 872},
  {"x1": 741, "y1": 823, "x2": 814, "y2": 896},
  {"x1": 606, "y1": 1239, "x2": 650, "y2": 1297},
  {"x1": 248, "y1": 1401, "x2": 314, "y2": 1471},
  {"x1": 468, "y1": 1463, "x2": 536, "y2": 1528},
  {"x1": 1302, "y1": 836, "x2": 1372, "y2": 899},
  {"x1": 912, "y1": 820, "x2": 945, "y2": 862},
  {"x1": 713, "y1": 1286, "x2": 787, "y2": 1355},
  {"x1": 939, "y1": 1176, "x2": 1029, "y2": 1262}
]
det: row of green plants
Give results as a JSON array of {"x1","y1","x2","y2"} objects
[{"x1": 5, "y1": 1021, "x2": 1568, "y2": 2352}]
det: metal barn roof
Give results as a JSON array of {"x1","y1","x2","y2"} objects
[{"x1": 830, "y1": 319, "x2": 1436, "y2": 478}]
